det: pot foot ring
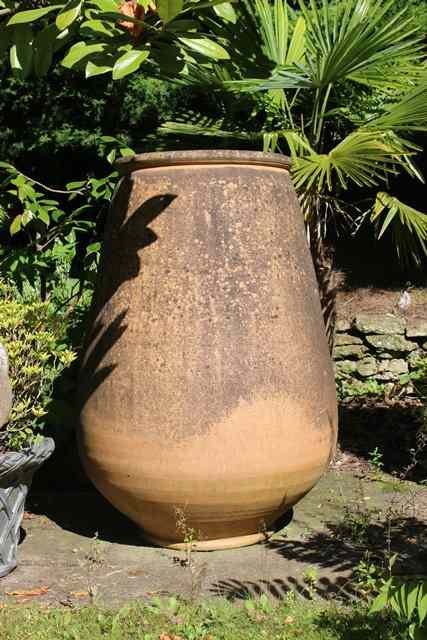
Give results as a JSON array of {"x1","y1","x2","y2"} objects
[
  {"x1": 0, "y1": 561, "x2": 17, "y2": 579},
  {"x1": 142, "y1": 530, "x2": 275, "y2": 551}
]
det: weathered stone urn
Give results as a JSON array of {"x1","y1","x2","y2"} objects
[
  {"x1": 0, "y1": 438, "x2": 54, "y2": 577},
  {"x1": 78, "y1": 150, "x2": 337, "y2": 550}
]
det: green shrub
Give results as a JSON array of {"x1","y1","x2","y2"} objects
[
  {"x1": 0, "y1": 284, "x2": 77, "y2": 451},
  {"x1": 371, "y1": 577, "x2": 427, "y2": 639}
]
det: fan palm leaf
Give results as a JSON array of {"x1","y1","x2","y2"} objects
[{"x1": 371, "y1": 192, "x2": 427, "y2": 266}]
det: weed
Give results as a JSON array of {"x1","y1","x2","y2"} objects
[
  {"x1": 353, "y1": 552, "x2": 387, "y2": 598},
  {"x1": 77, "y1": 532, "x2": 106, "y2": 603},
  {"x1": 174, "y1": 508, "x2": 207, "y2": 602},
  {"x1": 368, "y1": 447, "x2": 385, "y2": 479},
  {"x1": 302, "y1": 567, "x2": 319, "y2": 600},
  {"x1": 335, "y1": 495, "x2": 379, "y2": 545},
  {"x1": 244, "y1": 593, "x2": 274, "y2": 620},
  {"x1": 336, "y1": 377, "x2": 386, "y2": 401}
]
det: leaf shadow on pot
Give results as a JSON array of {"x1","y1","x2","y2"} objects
[
  {"x1": 77, "y1": 188, "x2": 178, "y2": 406},
  {"x1": 30, "y1": 189, "x2": 178, "y2": 544},
  {"x1": 91, "y1": 186, "x2": 178, "y2": 312}
]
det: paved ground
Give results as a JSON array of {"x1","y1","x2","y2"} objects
[{"x1": 1, "y1": 468, "x2": 426, "y2": 607}]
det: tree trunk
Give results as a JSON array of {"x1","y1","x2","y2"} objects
[{"x1": 307, "y1": 220, "x2": 337, "y2": 355}]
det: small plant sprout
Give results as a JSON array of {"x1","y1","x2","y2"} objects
[
  {"x1": 302, "y1": 567, "x2": 319, "y2": 599},
  {"x1": 174, "y1": 507, "x2": 207, "y2": 602},
  {"x1": 369, "y1": 447, "x2": 385, "y2": 479}
]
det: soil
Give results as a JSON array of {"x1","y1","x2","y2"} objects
[{"x1": 336, "y1": 286, "x2": 427, "y2": 321}]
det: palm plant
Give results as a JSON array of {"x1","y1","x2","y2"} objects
[{"x1": 161, "y1": 0, "x2": 427, "y2": 346}]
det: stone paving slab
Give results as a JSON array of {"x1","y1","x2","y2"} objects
[{"x1": 1, "y1": 470, "x2": 426, "y2": 607}]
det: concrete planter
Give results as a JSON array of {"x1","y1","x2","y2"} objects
[
  {"x1": 79, "y1": 150, "x2": 337, "y2": 550},
  {"x1": 0, "y1": 438, "x2": 54, "y2": 577}
]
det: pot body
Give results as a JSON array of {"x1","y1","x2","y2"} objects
[
  {"x1": 0, "y1": 438, "x2": 54, "y2": 577},
  {"x1": 79, "y1": 150, "x2": 337, "y2": 549}
]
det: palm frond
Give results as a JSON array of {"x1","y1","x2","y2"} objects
[
  {"x1": 252, "y1": 0, "x2": 306, "y2": 65},
  {"x1": 159, "y1": 112, "x2": 260, "y2": 141},
  {"x1": 371, "y1": 192, "x2": 427, "y2": 267},
  {"x1": 363, "y1": 76, "x2": 427, "y2": 133},
  {"x1": 239, "y1": 0, "x2": 424, "y2": 94},
  {"x1": 291, "y1": 130, "x2": 419, "y2": 192},
  {"x1": 226, "y1": 63, "x2": 312, "y2": 91},
  {"x1": 299, "y1": 0, "x2": 424, "y2": 88}
]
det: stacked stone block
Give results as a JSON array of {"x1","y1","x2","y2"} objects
[{"x1": 334, "y1": 314, "x2": 427, "y2": 392}]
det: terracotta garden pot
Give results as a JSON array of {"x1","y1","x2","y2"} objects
[{"x1": 78, "y1": 150, "x2": 337, "y2": 550}]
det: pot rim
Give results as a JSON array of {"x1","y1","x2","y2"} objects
[{"x1": 116, "y1": 149, "x2": 291, "y2": 174}]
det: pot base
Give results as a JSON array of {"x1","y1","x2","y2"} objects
[{"x1": 142, "y1": 530, "x2": 275, "y2": 551}]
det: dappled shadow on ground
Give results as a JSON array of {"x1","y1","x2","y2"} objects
[
  {"x1": 211, "y1": 507, "x2": 427, "y2": 603},
  {"x1": 271, "y1": 513, "x2": 427, "y2": 575},
  {"x1": 269, "y1": 532, "x2": 360, "y2": 574},
  {"x1": 338, "y1": 401, "x2": 426, "y2": 480},
  {"x1": 212, "y1": 574, "x2": 357, "y2": 602}
]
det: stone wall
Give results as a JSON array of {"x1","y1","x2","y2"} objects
[{"x1": 333, "y1": 314, "x2": 427, "y2": 397}]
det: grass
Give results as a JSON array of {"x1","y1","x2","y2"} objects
[{"x1": 0, "y1": 596, "x2": 404, "y2": 640}]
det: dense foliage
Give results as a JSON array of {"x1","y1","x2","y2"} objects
[
  {"x1": 0, "y1": 284, "x2": 81, "y2": 451},
  {"x1": 0, "y1": 0, "x2": 235, "y2": 80},
  {"x1": 161, "y1": 0, "x2": 427, "y2": 269},
  {"x1": 0, "y1": 66, "x2": 194, "y2": 178}
]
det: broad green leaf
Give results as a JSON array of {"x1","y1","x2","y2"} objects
[
  {"x1": 369, "y1": 587, "x2": 389, "y2": 613},
  {"x1": 80, "y1": 18, "x2": 118, "y2": 36},
  {"x1": 61, "y1": 41, "x2": 106, "y2": 67},
  {"x1": 0, "y1": 161, "x2": 16, "y2": 172},
  {"x1": 10, "y1": 215, "x2": 22, "y2": 235},
  {"x1": 56, "y1": 0, "x2": 82, "y2": 30},
  {"x1": 9, "y1": 24, "x2": 33, "y2": 79},
  {"x1": 88, "y1": 0, "x2": 119, "y2": 10},
  {"x1": 86, "y1": 242, "x2": 101, "y2": 255},
  {"x1": 407, "y1": 583, "x2": 421, "y2": 620},
  {"x1": 158, "y1": 0, "x2": 183, "y2": 23},
  {"x1": 66, "y1": 180, "x2": 86, "y2": 189},
  {"x1": 96, "y1": 10, "x2": 146, "y2": 25},
  {"x1": 21, "y1": 209, "x2": 34, "y2": 225},
  {"x1": 213, "y1": 2, "x2": 236, "y2": 23},
  {"x1": 37, "y1": 209, "x2": 50, "y2": 226},
  {"x1": 178, "y1": 36, "x2": 229, "y2": 60},
  {"x1": 419, "y1": 584, "x2": 427, "y2": 624},
  {"x1": 119, "y1": 147, "x2": 135, "y2": 156},
  {"x1": 99, "y1": 135, "x2": 118, "y2": 142},
  {"x1": 119, "y1": 147, "x2": 135, "y2": 158},
  {"x1": 106, "y1": 149, "x2": 116, "y2": 163},
  {"x1": 86, "y1": 59, "x2": 112, "y2": 77},
  {"x1": 112, "y1": 48, "x2": 150, "y2": 79},
  {"x1": 34, "y1": 27, "x2": 55, "y2": 76},
  {"x1": 7, "y1": 5, "x2": 61, "y2": 25},
  {"x1": 166, "y1": 19, "x2": 199, "y2": 31},
  {"x1": 182, "y1": 0, "x2": 236, "y2": 10}
]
